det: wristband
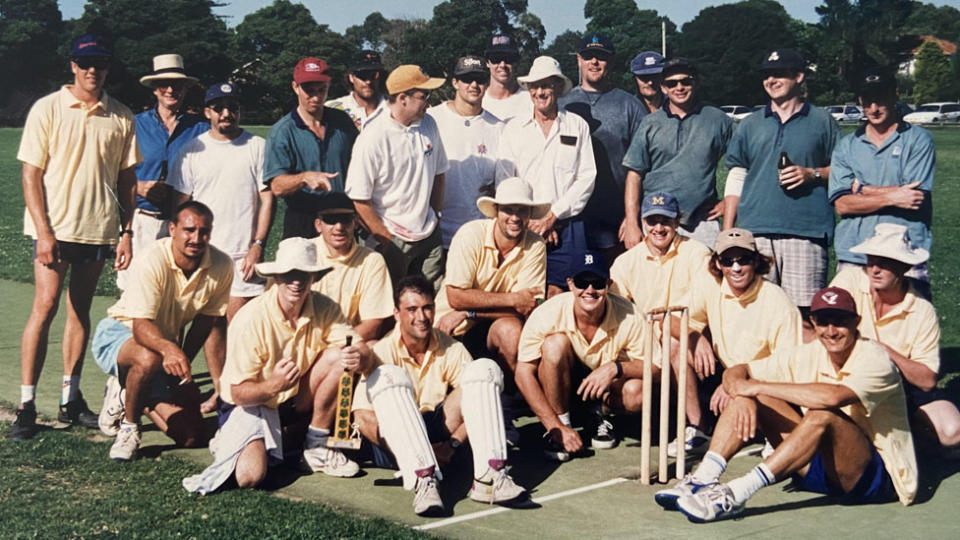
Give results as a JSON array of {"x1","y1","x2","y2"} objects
[
  {"x1": 614, "y1": 360, "x2": 623, "y2": 379},
  {"x1": 120, "y1": 229, "x2": 134, "y2": 238},
  {"x1": 252, "y1": 238, "x2": 265, "y2": 247}
]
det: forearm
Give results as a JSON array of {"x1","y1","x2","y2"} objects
[
  {"x1": 268, "y1": 173, "x2": 306, "y2": 197},
  {"x1": 623, "y1": 170, "x2": 643, "y2": 225},
  {"x1": 117, "y1": 166, "x2": 138, "y2": 230},
  {"x1": 722, "y1": 195, "x2": 739, "y2": 230},
  {"x1": 446, "y1": 286, "x2": 519, "y2": 312},
  {"x1": 430, "y1": 173, "x2": 445, "y2": 213},
  {"x1": 253, "y1": 190, "x2": 276, "y2": 242},
  {"x1": 833, "y1": 193, "x2": 894, "y2": 216},
  {"x1": 231, "y1": 380, "x2": 280, "y2": 407},
  {"x1": 22, "y1": 163, "x2": 54, "y2": 237},
  {"x1": 132, "y1": 319, "x2": 181, "y2": 358},
  {"x1": 753, "y1": 381, "x2": 854, "y2": 410},
  {"x1": 353, "y1": 200, "x2": 391, "y2": 241},
  {"x1": 886, "y1": 347, "x2": 938, "y2": 391}
]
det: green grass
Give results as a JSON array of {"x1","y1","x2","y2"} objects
[{"x1": 0, "y1": 419, "x2": 427, "y2": 539}]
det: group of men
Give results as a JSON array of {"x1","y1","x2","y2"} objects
[{"x1": 10, "y1": 30, "x2": 955, "y2": 522}]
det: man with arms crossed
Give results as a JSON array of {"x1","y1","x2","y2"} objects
[{"x1": 11, "y1": 35, "x2": 139, "y2": 440}]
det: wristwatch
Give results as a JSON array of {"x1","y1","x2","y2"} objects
[
  {"x1": 813, "y1": 168, "x2": 822, "y2": 180},
  {"x1": 251, "y1": 238, "x2": 265, "y2": 247},
  {"x1": 450, "y1": 438, "x2": 462, "y2": 450},
  {"x1": 466, "y1": 310, "x2": 477, "y2": 320}
]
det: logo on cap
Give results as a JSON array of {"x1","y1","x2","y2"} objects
[
  {"x1": 305, "y1": 62, "x2": 321, "y2": 72},
  {"x1": 865, "y1": 75, "x2": 880, "y2": 82},
  {"x1": 651, "y1": 196, "x2": 665, "y2": 205},
  {"x1": 492, "y1": 35, "x2": 510, "y2": 45},
  {"x1": 821, "y1": 291, "x2": 839, "y2": 305},
  {"x1": 592, "y1": 36, "x2": 599, "y2": 44},
  {"x1": 645, "y1": 57, "x2": 655, "y2": 65},
  {"x1": 584, "y1": 254, "x2": 594, "y2": 265},
  {"x1": 78, "y1": 42, "x2": 96, "y2": 49},
  {"x1": 464, "y1": 58, "x2": 482, "y2": 68},
  {"x1": 768, "y1": 51, "x2": 780, "y2": 62},
  {"x1": 220, "y1": 84, "x2": 232, "y2": 93}
]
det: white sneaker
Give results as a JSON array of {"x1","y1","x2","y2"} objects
[
  {"x1": 676, "y1": 483, "x2": 744, "y2": 523},
  {"x1": 98, "y1": 376, "x2": 125, "y2": 436},
  {"x1": 654, "y1": 473, "x2": 716, "y2": 510},
  {"x1": 667, "y1": 425, "x2": 710, "y2": 458},
  {"x1": 470, "y1": 466, "x2": 527, "y2": 504},
  {"x1": 109, "y1": 424, "x2": 140, "y2": 461},
  {"x1": 302, "y1": 445, "x2": 360, "y2": 477},
  {"x1": 413, "y1": 473, "x2": 445, "y2": 516}
]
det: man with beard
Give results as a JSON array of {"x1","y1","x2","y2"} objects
[
  {"x1": 630, "y1": 51, "x2": 665, "y2": 116},
  {"x1": 482, "y1": 34, "x2": 532, "y2": 122},
  {"x1": 326, "y1": 50, "x2": 387, "y2": 131}
]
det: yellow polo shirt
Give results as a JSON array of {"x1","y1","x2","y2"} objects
[
  {"x1": 517, "y1": 292, "x2": 649, "y2": 370},
  {"x1": 107, "y1": 238, "x2": 232, "y2": 341},
  {"x1": 18, "y1": 86, "x2": 140, "y2": 245},
  {"x1": 830, "y1": 267, "x2": 940, "y2": 374},
  {"x1": 610, "y1": 235, "x2": 711, "y2": 314},
  {"x1": 688, "y1": 272, "x2": 800, "y2": 367},
  {"x1": 220, "y1": 287, "x2": 357, "y2": 408},
  {"x1": 311, "y1": 240, "x2": 394, "y2": 327},
  {"x1": 354, "y1": 328, "x2": 472, "y2": 413},
  {"x1": 748, "y1": 338, "x2": 917, "y2": 505},
  {"x1": 435, "y1": 219, "x2": 546, "y2": 336}
]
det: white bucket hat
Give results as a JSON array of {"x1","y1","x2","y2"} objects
[
  {"x1": 849, "y1": 223, "x2": 929, "y2": 266},
  {"x1": 140, "y1": 54, "x2": 200, "y2": 88},
  {"x1": 517, "y1": 56, "x2": 572, "y2": 96},
  {"x1": 255, "y1": 237, "x2": 331, "y2": 278},
  {"x1": 476, "y1": 177, "x2": 552, "y2": 219}
]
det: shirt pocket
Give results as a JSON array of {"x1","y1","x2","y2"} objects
[{"x1": 554, "y1": 145, "x2": 578, "y2": 174}]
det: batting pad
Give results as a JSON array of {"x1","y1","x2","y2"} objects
[
  {"x1": 366, "y1": 365, "x2": 439, "y2": 490},
  {"x1": 460, "y1": 358, "x2": 507, "y2": 475}
]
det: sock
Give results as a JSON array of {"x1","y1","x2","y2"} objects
[
  {"x1": 558, "y1": 412, "x2": 572, "y2": 427},
  {"x1": 692, "y1": 451, "x2": 727, "y2": 483},
  {"x1": 61, "y1": 375, "x2": 80, "y2": 404},
  {"x1": 120, "y1": 419, "x2": 138, "y2": 431},
  {"x1": 728, "y1": 463, "x2": 775, "y2": 504},
  {"x1": 306, "y1": 426, "x2": 331, "y2": 446},
  {"x1": 21, "y1": 385, "x2": 36, "y2": 405}
]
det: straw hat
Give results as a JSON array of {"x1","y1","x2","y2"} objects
[
  {"x1": 140, "y1": 54, "x2": 199, "y2": 88},
  {"x1": 849, "y1": 223, "x2": 929, "y2": 266},
  {"x1": 255, "y1": 237, "x2": 331, "y2": 278},
  {"x1": 476, "y1": 177, "x2": 551, "y2": 219},
  {"x1": 517, "y1": 56, "x2": 572, "y2": 96}
]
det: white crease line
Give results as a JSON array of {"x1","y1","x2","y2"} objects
[{"x1": 413, "y1": 477, "x2": 629, "y2": 531}]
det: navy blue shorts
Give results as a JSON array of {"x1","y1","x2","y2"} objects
[
  {"x1": 585, "y1": 220, "x2": 619, "y2": 251},
  {"x1": 904, "y1": 381, "x2": 948, "y2": 411},
  {"x1": 792, "y1": 447, "x2": 897, "y2": 504},
  {"x1": 33, "y1": 240, "x2": 113, "y2": 263},
  {"x1": 546, "y1": 219, "x2": 589, "y2": 288}
]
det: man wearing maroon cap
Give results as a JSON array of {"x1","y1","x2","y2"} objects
[
  {"x1": 264, "y1": 57, "x2": 359, "y2": 239},
  {"x1": 658, "y1": 286, "x2": 918, "y2": 521}
]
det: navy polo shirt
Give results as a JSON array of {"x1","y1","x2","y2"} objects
[
  {"x1": 134, "y1": 109, "x2": 208, "y2": 211},
  {"x1": 726, "y1": 102, "x2": 840, "y2": 242}
]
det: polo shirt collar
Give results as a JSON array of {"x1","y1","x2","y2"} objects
[
  {"x1": 392, "y1": 327, "x2": 440, "y2": 370},
  {"x1": 483, "y1": 219, "x2": 527, "y2": 263},
  {"x1": 60, "y1": 85, "x2": 107, "y2": 112},
  {"x1": 642, "y1": 236, "x2": 681, "y2": 262},
  {"x1": 855, "y1": 267, "x2": 918, "y2": 322},
  {"x1": 150, "y1": 105, "x2": 185, "y2": 125},
  {"x1": 290, "y1": 108, "x2": 326, "y2": 130},
  {"x1": 763, "y1": 101, "x2": 810, "y2": 122},
  {"x1": 854, "y1": 120, "x2": 912, "y2": 138},
  {"x1": 264, "y1": 286, "x2": 320, "y2": 330},
  {"x1": 662, "y1": 100, "x2": 704, "y2": 119},
  {"x1": 319, "y1": 238, "x2": 359, "y2": 263},
  {"x1": 720, "y1": 275, "x2": 763, "y2": 304}
]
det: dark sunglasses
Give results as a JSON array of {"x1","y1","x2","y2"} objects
[
  {"x1": 719, "y1": 253, "x2": 756, "y2": 267},
  {"x1": 764, "y1": 69, "x2": 795, "y2": 79},
  {"x1": 352, "y1": 70, "x2": 381, "y2": 81},
  {"x1": 206, "y1": 100, "x2": 239, "y2": 113},
  {"x1": 580, "y1": 51, "x2": 611, "y2": 62},
  {"x1": 811, "y1": 312, "x2": 857, "y2": 328},
  {"x1": 573, "y1": 274, "x2": 607, "y2": 290},
  {"x1": 457, "y1": 74, "x2": 490, "y2": 85},
  {"x1": 487, "y1": 54, "x2": 518, "y2": 65},
  {"x1": 320, "y1": 214, "x2": 355, "y2": 225},
  {"x1": 662, "y1": 77, "x2": 695, "y2": 88},
  {"x1": 74, "y1": 57, "x2": 109, "y2": 70}
]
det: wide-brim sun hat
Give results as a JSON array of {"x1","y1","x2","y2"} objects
[
  {"x1": 476, "y1": 177, "x2": 551, "y2": 220},
  {"x1": 255, "y1": 237, "x2": 332, "y2": 278},
  {"x1": 517, "y1": 56, "x2": 572, "y2": 97},
  {"x1": 849, "y1": 223, "x2": 929, "y2": 266},
  {"x1": 140, "y1": 54, "x2": 199, "y2": 88}
]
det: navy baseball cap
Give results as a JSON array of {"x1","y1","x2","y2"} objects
[
  {"x1": 631, "y1": 51, "x2": 664, "y2": 76},
  {"x1": 857, "y1": 67, "x2": 897, "y2": 96},
  {"x1": 761, "y1": 49, "x2": 805, "y2": 71},
  {"x1": 579, "y1": 33, "x2": 614, "y2": 55},
  {"x1": 485, "y1": 34, "x2": 520, "y2": 57},
  {"x1": 352, "y1": 50, "x2": 384, "y2": 73},
  {"x1": 71, "y1": 34, "x2": 111, "y2": 58},
  {"x1": 569, "y1": 250, "x2": 609, "y2": 280},
  {"x1": 204, "y1": 82, "x2": 238, "y2": 104},
  {"x1": 662, "y1": 57, "x2": 697, "y2": 77},
  {"x1": 641, "y1": 192, "x2": 680, "y2": 219}
]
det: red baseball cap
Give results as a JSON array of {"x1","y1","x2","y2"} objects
[
  {"x1": 810, "y1": 287, "x2": 857, "y2": 317},
  {"x1": 294, "y1": 57, "x2": 331, "y2": 84}
]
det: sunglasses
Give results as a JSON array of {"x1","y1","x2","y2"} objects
[
  {"x1": 572, "y1": 274, "x2": 607, "y2": 290},
  {"x1": 662, "y1": 77, "x2": 695, "y2": 88},
  {"x1": 457, "y1": 74, "x2": 490, "y2": 85},
  {"x1": 206, "y1": 100, "x2": 239, "y2": 113},
  {"x1": 580, "y1": 51, "x2": 611, "y2": 62},
  {"x1": 487, "y1": 54, "x2": 518, "y2": 65},
  {"x1": 320, "y1": 214, "x2": 355, "y2": 225},
  {"x1": 352, "y1": 70, "x2": 381, "y2": 81},
  {"x1": 74, "y1": 57, "x2": 109, "y2": 70},
  {"x1": 764, "y1": 69, "x2": 795, "y2": 79},
  {"x1": 719, "y1": 253, "x2": 756, "y2": 267}
]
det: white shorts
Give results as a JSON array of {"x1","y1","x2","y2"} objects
[{"x1": 230, "y1": 253, "x2": 266, "y2": 298}]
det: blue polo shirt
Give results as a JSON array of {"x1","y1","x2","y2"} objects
[
  {"x1": 263, "y1": 107, "x2": 358, "y2": 214},
  {"x1": 134, "y1": 109, "x2": 208, "y2": 211},
  {"x1": 622, "y1": 102, "x2": 733, "y2": 227},
  {"x1": 829, "y1": 121, "x2": 935, "y2": 264},
  {"x1": 726, "y1": 102, "x2": 840, "y2": 242}
]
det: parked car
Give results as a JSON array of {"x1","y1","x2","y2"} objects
[
  {"x1": 825, "y1": 105, "x2": 863, "y2": 122},
  {"x1": 720, "y1": 105, "x2": 754, "y2": 121},
  {"x1": 903, "y1": 102, "x2": 960, "y2": 124}
]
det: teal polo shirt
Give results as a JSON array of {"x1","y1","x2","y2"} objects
[
  {"x1": 726, "y1": 102, "x2": 840, "y2": 242},
  {"x1": 828, "y1": 121, "x2": 935, "y2": 264},
  {"x1": 263, "y1": 107, "x2": 359, "y2": 214},
  {"x1": 622, "y1": 102, "x2": 733, "y2": 227}
]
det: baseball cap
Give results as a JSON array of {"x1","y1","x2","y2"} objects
[
  {"x1": 294, "y1": 57, "x2": 331, "y2": 84},
  {"x1": 714, "y1": 228, "x2": 757, "y2": 254},
  {"x1": 569, "y1": 250, "x2": 609, "y2": 280},
  {"x1": 352, "y1": 50, "x2": 384, "y2": 73},
  {"x1": 662, "y1": 57, "x2": 697, "y2": 77},
  {"x1": 641, "y1": 192, "x2": 679, "y2": 220},
  {"x1": 485, "y1": 34, "x2": 520, "y2": 57},
  {"x1": 810, "y1": 287, "x2": 858, "y2": 318},
  {"x1": 316, "y1": 192, "x2": 356, "y2": 215},
  {"x1": 579, "y1": 33, "x2": 614, "y2": 55},
  {"x1": 453, "y1": 56, "x2": 488, "y2": 77},
  {"x1": 857, "y1": 67, "x2": 897, "y2": 96},
  {"x1": 631, "y1": 51, "x2": 664, "y2": 76},
  {"x1": 760, "y1": 49, "x2": 805, "y2": 72},
  {"x1": 385, "y1": 65, "x2": 445, "y2": 95},
  {"x1": 204, "y1": 82, "x2": 238, "y2": 105},
  {"x1": 72, "y1": 34, "x2": 111, "y2": 58}
]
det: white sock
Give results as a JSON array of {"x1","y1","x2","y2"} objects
[
  {"x1": 21, "y1": 385, "x2": 36, "y2": 404},
  {"x1": 61, "y1": 375, "x2": 80, "y2": 404},
  {"x1": 692, "y1": 451, "x2": 727, "y2": 483},
  {"x1": 558, "y1": 412, "x2": 572, "y2": 427},
  {"x1": 120, "y1": 419, "x2": 138, "y2": 431},
  {"x1": 728, "y1": 463, "x2": 775, "y2": 504}
]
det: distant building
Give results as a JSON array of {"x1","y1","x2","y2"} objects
[{"x1": 899, "y1": 35, "x2": 957, "y2": 76}]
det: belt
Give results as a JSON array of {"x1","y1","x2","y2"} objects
[{"x1": 136, "y1": 208, "x2": 164, "y2": 218}]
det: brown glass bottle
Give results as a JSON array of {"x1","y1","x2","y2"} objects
[{"x1": 777, "y1": 151, "x2": 793, "y2": 191}]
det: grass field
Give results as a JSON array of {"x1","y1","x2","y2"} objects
[{"x1": 1, "y1": 125, "x2": 959, "y2": 537}]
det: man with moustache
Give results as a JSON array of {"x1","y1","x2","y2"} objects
[
  {"x1": 560, "y1": 34, "x2": 646, "y2": 260},
  {"x1": 482, "y1": 34, "x2": 532, "y2": 122},
  {"x1": 345, "y1": 64, "x2": 448, "y2": 287},
  {"x1": 265, "y1": 57, "x2": 358, "y2": 239},
  {"x1": 326, "y1": 50, "x2": 387, "y2": 131},
  {"x1": 630, "y1": 51, "x2": 665, "y2": 116},
  {"x1": 10, "y1": 35, "x2": 139, "y2": 440}
]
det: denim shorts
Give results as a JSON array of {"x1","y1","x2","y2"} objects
[{"x1": 91, "y1": 317, "x2": 132, "y2": 377}]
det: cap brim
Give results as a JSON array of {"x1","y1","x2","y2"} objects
[
  {"x1": 255, "y1": 263, "x2": 332, "y2": 279},
  {"x1": 418, "y1": 77, "x2": 446, "y2": 90},
  {"x1": 641, "y1": 209, "x2": 678, "y2": 220},
  {"x1": 632, "y1": 68, "x2": 663, "y2": 76}
]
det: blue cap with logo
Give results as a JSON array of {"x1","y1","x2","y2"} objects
[
  {"x1": 569, "y1": 249, "x2": 609, "y2": 280},
  {"x1": 760, "y1": 49, "x2": 805, "y2": 71},
  {"x1": 71, "y1": 34, "x2": 111, "y2": 58},
  {"x1": 205, "y1": 82, "x2": 238, "y2": 105},
  {"x1": 579, "y1": 33, "x2": 614, "y2": 55},
  {"x1": 631, "y1": 51, "x2": 664, "y2": 76},
  {"x1": 641, "y1": 191, "x2": 680, "y2": 219}
]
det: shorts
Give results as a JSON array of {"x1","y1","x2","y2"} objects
[
  {"x1": 754, "y1": 234, "x2": 827, "y2": 307},
  {"x1": 460, "y1": 319, "x2": 494, "y2": 359},
  {"x1": 904, "y1": 380, "x2": 949, "y2": 411},
  {"x1": 585, "y1": 220, "x2": 619, "y2": 251},
  {"x1": 546, "y1": 219, "x2": 589, "y2": 288},
  {"x1": 230, "y1": 253, "x2": 266, "y2": 298},
  {"x1": 677, "y1": 218, "x2": 721, "y2": 251},
  {"x1": 34, "y1": 240, "x2": 113, "y2": 263},
  {"x1": 792, "y1": 447, "x2": 896, "y2": 504},
  {"x1": 92, "y1": 317, "x2": 133, "y2": 377}
]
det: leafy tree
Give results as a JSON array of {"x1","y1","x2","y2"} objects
[
  {"x1": 913, "y1": 40, "x2": 954, "y2": 102},
  {"x1": 543, "y1": 30, "x2": 583, "y2": 83},
  {"x1": 903, "y1": 2, "x2": 960, "y2": 43},
  {"x1": 0, "y1": 0, "x2": 64, "y2": 124}
]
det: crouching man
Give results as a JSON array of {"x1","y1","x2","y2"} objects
[
  {"x1": 353, "y1": 275, "x2": 527, "y2": 517},
  {"x1": 657, "y1": 286, "x2": 917, "y2": 522},
  {"x1": 182, "y1": 237, "x2": 373, "y2": 493}
]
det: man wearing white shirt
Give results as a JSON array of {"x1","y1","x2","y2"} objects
[
  {"x1": 499, "y1": 56, "x2": 596, "y2": 297},
  {"x1": 428, "y1": 55, "x2": 507, "y2": 249},
  {"x1": 482, "y1": 34, "x2": 532, "y2": 122},
  {"x1": 325, "y1": 50, "x2": 386, "y2": 131},
  {"x1": 345, "y1": 64, "x2": 448, "y2": 288}
]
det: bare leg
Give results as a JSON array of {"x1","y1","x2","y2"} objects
[
  {"x1": 538, "y1": 333, "x2": 576, "y2": 416},
  {"x1": 117, "y1": 340, "x2": 163, "y2": 425},
  {"x1": 486, "y1": 316, "x2": 522, "y2": 376},
  {"x1": 200, "y1": 316, "x2": 227, "y2": 414},
  {"x1": 355, "y1": 409, "x2": 382, "y2": 446},
  {"x1": 143, "y1": 380, "x2": 205, "y2": 447},
  {"x1": 607, "y1": 373, "x2": 658, "y2": 414},
  {"x1": 61, "y1": 260, "x2": 105, "y2": 380},
  {"x1": 917, "y1": 400, "x2": 960, "y2": 448},
  {"x1": 306, "y1": 348, "x2": 343, "y2": 430},
  {"x1": 20, "y1": 259, "x2": 68, "y2": 388},
  {"x1": 235, "y1": 439, "x2": 268, "y2": 488}
]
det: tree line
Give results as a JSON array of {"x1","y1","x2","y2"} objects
[{"x1": 2, "y1": 0, "x2": 959, "y2": 125}]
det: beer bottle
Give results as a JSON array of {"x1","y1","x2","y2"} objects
[{"x1": 777, "y1": 151, "x2": 793, "y2": 190}]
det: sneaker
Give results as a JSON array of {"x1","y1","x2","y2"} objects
[
  {"x1": 761, "y1": 440, "x2": 775, "y2": 459},
  {"x1": 413, "y1": 473, "x2": 445, "y2": 516},
  {"x1": 591, "y1": 414, "x2": 617, "y2": 449},
  {"x1": 8, "y1": 401, "x2": 38, "y2": 440},
  {"x1": 110, "y1": 424, "x2": 141, "y2": 461},
  {"x1": 470, "y1": 467, "x2": 527, "y2": 504},
  {"x1": 58, "y1": 391, "x2": 99, "y2": 429},
  {"x1": 667, "y1": 425, "x2": 710, "y2": 458},
  {"x1": 543, "y1": 432, "x2": 571, "y2": 462},
  {"x1": 98, "y1": 376, "x2": 125, "y2": 436},
  {"x1": 302, "y1": 445, "x2": 360, "y2": 477},
  {"x1": 676, "y1": 483, "x2": 744, "y2": 523},
  {"x1": 654, "y1": 473, "x2": 716, "y2": 511}
]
